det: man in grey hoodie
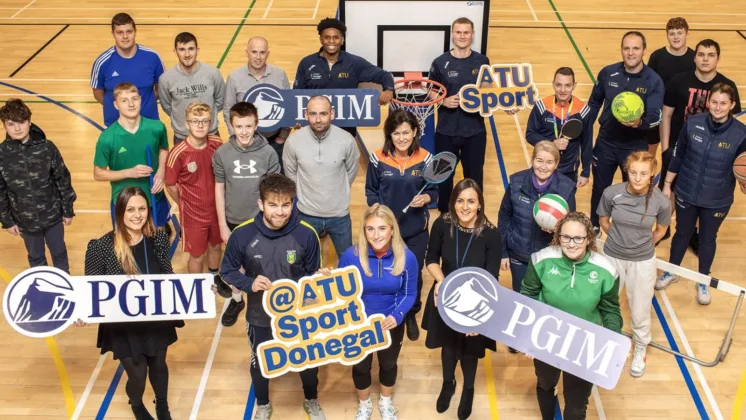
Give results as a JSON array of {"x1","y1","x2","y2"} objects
[
  {"x1": 158, "y1": 32, "x2": 226, "y2": 145},
  {"x1": 283, "y1": 95, "x2": 359, "y2": 259},
  {"x1": 212, "y1": 101, "x2": 280, "y2": 326}
]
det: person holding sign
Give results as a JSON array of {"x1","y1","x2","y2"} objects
[
  {"x1": 422, "y1": 179, "x2": 500, "y2": 420},
  {"x1": 598, "y1": 151, "x2": 670, "y2": 378},
  {"x1": 219, "y1": 173, "x2": 326, "y2": 420},
  {"x1": 520, "y1": 212, "x2": 622, "y2": 420},
  {"x1": 525, "y1": 67, "x2": 593, "y2": 186},
  {"x1": 326, "y1": 203, "x2": 418, "y2": 420},
  {"x1": 365, "y1": 109, "x2": 437, "y2": 341},
  {"x1": 80, "y1": 186, "x2": 181, "y2": 420}
]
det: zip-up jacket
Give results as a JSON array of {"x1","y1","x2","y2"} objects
[
  {"x1": 338, "y1": 245, "x2": 418, "y2": 326},
  {"x1": 526, "y1": 95, "x2": 593, "y2": 177},
  {"x1": 498, "y1": 169, "x2": 577, "y2": 262},
  {"x1": 588, "y1": 62, "x2": 664, "y2": 150},
  {"x1": 220, "y1": 208, "x2": 321, "y2": 327},
  {"x1": 365, "y1": 147, "x2": 438, "y2": 238},
  {"x1": 521, "y1": 246, "x2": 622, "y2": 333},
  {"x1": 670, "y1": 113, "x2": 746, "y2": 208},
  {"x1": 0, "y1": 124, "x2": 76, "y2": 233},
  {"x1": 293, "y1": 49, "x2": 395, "y2": 91}
]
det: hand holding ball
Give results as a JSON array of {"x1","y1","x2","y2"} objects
[{"x1": 611, "y1": 92, "x2": 645, "y2": 125}]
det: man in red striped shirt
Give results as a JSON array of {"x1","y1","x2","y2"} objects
[{"x1": 165, "y1": 102, "x2": 230, "y2": 296}]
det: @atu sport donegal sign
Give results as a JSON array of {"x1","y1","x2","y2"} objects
[
  {"x1": 437, "y1": 267, "x2": 631, "y2": 390},
  {"x1": 3, "y1": 266, "x2": 216, "y2": 338}
]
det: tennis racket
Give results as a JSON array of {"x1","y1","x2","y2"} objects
[
  {"x1": 145, "y1": 145, "x2": 159, "y2": 227},
  {"x1": 402, "y1": 151, "x2": 458, "y2": 213}
]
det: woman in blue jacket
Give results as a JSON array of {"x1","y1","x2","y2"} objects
[
  {"x1": 336, "y1": 203, "x2": 418, "y2": 420},
  {"x1": 498, "y1": 141, "x2": 577, "y2": 297},
  {"x1": 366, "y1": 109, "x2": 437, "y2": 341},
  {"x1": 657, "y1": 83, "x2": 746, "y2": 305}
]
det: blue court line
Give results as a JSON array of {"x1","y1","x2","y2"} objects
[
  {"x1": 95, "y1": 364, "x2": 125, "y2": 420},
  {"x1": 652, "y1": 297, "x2": 709, "y2": 419},
  {"x1": 243, "y1": 384, "x2": 256, "y2": 419}
]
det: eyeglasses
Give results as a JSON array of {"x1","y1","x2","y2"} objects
[
  {"x1": 188, "y1": 119, "x2": 212, "y2": 126},
  {"x1": 559, "y1": 234, "x2": 587, "y2": 244}
]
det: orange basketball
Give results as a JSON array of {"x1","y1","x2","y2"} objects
[{"x1": 734, "y1": 152, "x2": 746, "y2": 182}]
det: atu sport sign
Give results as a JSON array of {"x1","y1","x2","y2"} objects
[{"x1": 437, "y1": 267, "x2": 631, "y2": 390}]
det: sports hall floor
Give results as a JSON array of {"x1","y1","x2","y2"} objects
[{"x1": 1, "y1": 0, "x2": 746, "y2": 419}]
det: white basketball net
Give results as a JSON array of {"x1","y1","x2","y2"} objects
[{"x1": 390, "y1": 79, "x2": 447, "y2": 135}]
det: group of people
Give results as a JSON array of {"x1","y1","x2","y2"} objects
[{"x1": 1, "y1": 10, "x2": 745, "y2": 420}]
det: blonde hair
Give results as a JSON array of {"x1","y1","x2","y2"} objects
[
  {"x1": 356, "y1": 204, "x2": 407, "y2": 277},
  {"x1": 533, "y1": 140, "x2": 561, "y2": 163},
  {"x1": 185, "y1": 101, "x2": 212, "y2": 120},
  {"x1": 624, "y1": 151, "x2": 658, "y2": 220},
  {"x1": 113, "y1": 82, "x2": 139, "y2": 100}
]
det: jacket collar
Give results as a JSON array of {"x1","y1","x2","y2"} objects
[{"x1": 706, "y1": 114, "x2": 735, "y2": 133}]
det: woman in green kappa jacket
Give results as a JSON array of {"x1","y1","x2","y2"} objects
[{"x1": 520, "y1": 211, "x2": 622, "y2": 420}]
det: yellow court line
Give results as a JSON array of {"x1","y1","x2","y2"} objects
[
  {"x1": 0, "y1": 267, "x2": 75, "y2": 419},
  {"x1": 731, "y1": 367, "x2": 746, "y2": 420},
  {"x1": 483, "y1": 350, "x2": 501, "y2": 419}
]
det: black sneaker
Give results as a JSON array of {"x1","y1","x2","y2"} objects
[
  {"x1": 405, "y1": 313, "x2": 419, "y2": 341},
  {"x1": 689, "y1": 230, "x2": 700, "y2": 256},
  {"x1": 213, "y1": 274, "x2": 232, "y2": 299},
  {"x1": 457, "y1": 388, "x2": 474, "y2": 420},
  {"x1": 436, "y1": 379, "x2": 456, "y2": 413},
  {"x1": 221, "y1": 298, "x2": 245, "y2": 327}
]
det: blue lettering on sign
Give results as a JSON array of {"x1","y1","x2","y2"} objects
[
  {"x1": 242, "y1": 84, "x2": 381, "y2": 131},
  {"x1": 90, "y1": 280, "x2": 116, "y2": 318},
  {"x1": 171, "y1": 278, "x2": 207, "y2": 315},
  {"x1": 459, "y1": 64, "x2": 539, "y2": 117}
]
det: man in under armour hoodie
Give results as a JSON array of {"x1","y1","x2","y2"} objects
[
  {"x1": 220, "y1": 173, "x2": 326, "y2": 420},
  {"x1": 212, "y1": 102, "x2": 280, "y2": 327},
  {"x1": 588, "y1": 31, "x2": 664, "y2": 231}
]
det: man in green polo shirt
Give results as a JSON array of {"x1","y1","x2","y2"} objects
[{"x1": 93, "y1": 81, "x2": 170, "y2": 226}]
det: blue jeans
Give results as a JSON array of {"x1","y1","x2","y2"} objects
[
  {"x1": 509, "y1": 257, "x2": 529, "y2": 292},
  {"x1": 300, "y1": 213, "x2": 352, "y2": 259}
]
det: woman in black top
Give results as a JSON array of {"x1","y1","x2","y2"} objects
[
  {"x1": 80, "y1": 187, "x2": 182, "y2": 420},
  {"x1": 421, "y1": 179, "x2": 501, "y2": 420}
]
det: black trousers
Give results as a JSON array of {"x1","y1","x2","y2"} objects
[
  {"x1": 404, "y1": 229, "x2": 429, "y2": 315},
  {"x1": 590, "y1": 143, "x2": 646, "y2": 227},
  {"x1": 352, "y1": 323, "x2": 406, "y2": 389},
  {"x1": 534, "y1": 359, "x2": 593, "y2": 420},
  {"x1": 20, "y1": 221, "x2": 69, "y2": 273},
  {"x1": 248, "y1": 324, "x2": 319, "y2": 406},
  {"x1": 669, "y1": 198, "x2": 730, "y2": 275},
  {"x1": 434, "y1": 132, "x2": 487, "y2": 213}
]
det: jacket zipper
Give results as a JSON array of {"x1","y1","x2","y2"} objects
[
  {"x1": 694, "y1": 129, "x2": 714, "y2": 201},
  {"x1": 378, "y1": 257, "x2": 382, "y2": 278},
  {"x1": 571, "y1": 263, "x2": 576, "y2": 288}
]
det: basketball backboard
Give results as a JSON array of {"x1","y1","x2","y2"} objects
[{"x1": 339, "y1": 0, "x2": 490, "y2": 77}]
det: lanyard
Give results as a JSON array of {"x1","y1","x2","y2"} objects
[
  {"x1": 455, "y1": 227, "x2": 475, "y2": 269},
  {"x1": 552, "y1": 96, "x2": 571, "y2": 139},
  {"x1": 133, "y1": 237, "x2": 150, "y2": 275}
]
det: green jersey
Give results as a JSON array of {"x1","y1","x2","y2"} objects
[
  {"x1": 521, "y1": 246, "x2": 623, "y2": 333},
  {"x1": 93, "y1": 117, "x2": 169, "y2": 204}
]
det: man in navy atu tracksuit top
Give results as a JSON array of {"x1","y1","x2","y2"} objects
[{"x1": 587, "y1": 31, "x2": 664, "y2": 231}]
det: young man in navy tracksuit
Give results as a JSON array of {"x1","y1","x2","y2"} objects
[
  {"x1": 588, "y1": 31, "x2": 665, "y2": 232},
  {"x1": 220, "y1": 173, "x2": 327, "y2": 420},
  {"x1": 428, "y1": 17, "x2": 490, "y2": 213},
  {"x1": 294, "y1": 17, "x2": 395, "y2": 137},
  {"x1": 526, "y1": 67, "x2": 593, "y2": 185}
]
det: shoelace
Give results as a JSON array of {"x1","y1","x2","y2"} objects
[
  {"x1": 699, "y1": 284, "x2": 709, "y2": 294},
  {"x1": 306, "y1": 401, "x2": 321, "y2": 415}
]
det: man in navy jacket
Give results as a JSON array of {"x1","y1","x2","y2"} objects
[{"x1": 587, "y1": 31, "x2": 664, "y2": 232}]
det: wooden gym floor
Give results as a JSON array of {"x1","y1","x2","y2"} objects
[{"x1": 1, "y1": 0, "x2": 746, "y2": 419}]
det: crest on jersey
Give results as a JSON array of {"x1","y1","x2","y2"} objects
[{"x1": 286, "y1": 250, "x2": 297, "y2": 264}]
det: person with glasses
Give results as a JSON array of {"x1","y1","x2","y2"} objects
[
  {"x1": 165, "y1": 102, "x2": 227, "y2": 295},
  {"x1": 365, "y1": 109, "x2": 437, "y2": 341},
  {"x1": 498, "y1": 141, "x2": 576, "y2": 349},
  {"x1": 211, "y1": 101, "x2": 280, "y2": 326},
  {"x1": 158, "y1": 32, "x2": 226, "y2": 145},
  {"x1": 521, "y1": 212, "x2": 622, "y2": 420},
  {"x1": 597, "y1": 151, "x2": 670, "y2": 378}
]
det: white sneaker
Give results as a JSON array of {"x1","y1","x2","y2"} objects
[
  {"x1": 254, "y1": 403, "x2": 272, "y2": 420},
  {"x1": 655, "y1": 271, "x2": 679, "y2": 290},
  {"x1": 630, "y1": 345, "x2": 647, "y2": 378},
  {"x1": 354, "y1": 399, "x2": 373, "y2": 420},
  {"x1": 378, "y1": 397, "x2": 398, "y2": 420},
  {"x1": 696, "y1": 284, "x2": 711, "y2": 305}
]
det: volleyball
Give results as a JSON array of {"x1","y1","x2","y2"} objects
[
  {"x1": 611, "y1": 91, "x2": 645, "y2": 124},
  {"x1": 533, "y1": 194, "x2": 569, "y2": 230}
]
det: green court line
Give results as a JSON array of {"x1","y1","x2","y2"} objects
[
  {"x1": 216, "y1": 0, "x2": 257, "y2": 69},
  {"x1": 546, "y1": 0, "x2": 596, "y2": 84}
]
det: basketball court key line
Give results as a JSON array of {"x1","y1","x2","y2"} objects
[{"x1": 189, "y1": 299, "x2": 231, "y2": 420}]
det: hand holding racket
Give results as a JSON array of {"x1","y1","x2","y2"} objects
[
  {"x1": 556, "y1": 118, "x2": 583, "y2": 154},
  {"x1": 403, "y1": 151, "x2": 458, "y2": 213}
]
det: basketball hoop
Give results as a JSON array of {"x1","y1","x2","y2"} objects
[{"x1": 390, "y1": 73, "x2": 447, "y2": 135}]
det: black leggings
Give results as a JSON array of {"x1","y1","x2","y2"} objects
[
  {"x1": 120, "y1": 349, "x2": 169, "y2": 407},
  {"x1": 669, "y1": 198, "x2": 730, "y2": 275},
  {"x1": 352, "y1": 323, "x2": 405, "y2": 389},
  {"x1": 441, "y1": 345, "x2": 478, "y2": 390}
]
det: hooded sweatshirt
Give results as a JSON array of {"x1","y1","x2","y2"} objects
[
  {"x1": 0, "y1": 124, "x2": 77, "y2": 233},
  {"x1": 211, "y1": 133, "x2": 280, "y2": 225},
  {"x1": 219, "y1": 208, "x2": 322, "y2": 327}
]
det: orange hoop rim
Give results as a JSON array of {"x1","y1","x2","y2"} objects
[{"x1": 391, "y1": 77, "x2": 447, "y2": 107}]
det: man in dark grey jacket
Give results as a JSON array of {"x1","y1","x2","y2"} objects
[
  {"x1": 0, "y1": 99, "x2": 77, "y2": 273},
  {"x1": 220, "y1": 173, "x2": 325, "y2": 420}
]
